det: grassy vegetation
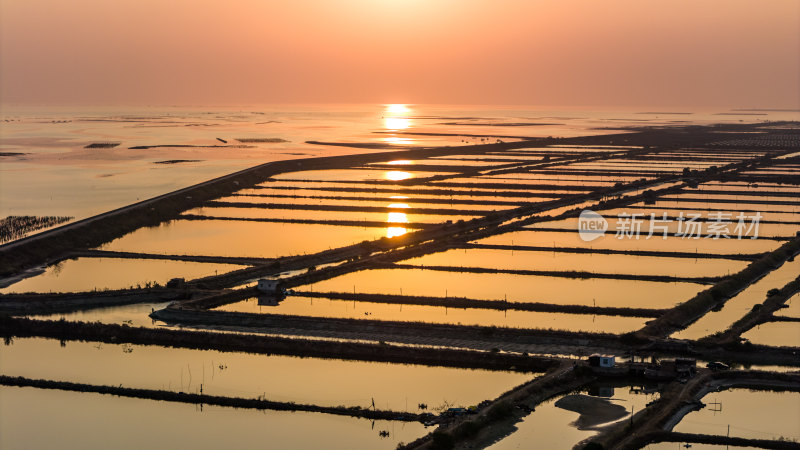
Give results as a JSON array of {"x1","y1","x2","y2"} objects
[{"x1": 1, "y1": 215, "x2": 73, "y2": 243}]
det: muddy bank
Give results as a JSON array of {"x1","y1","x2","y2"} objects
[
  {"x1": 128, "y1": 144, "x2": 254, "y2": 149},
  {"x1": 153, "y1": 159, "x2": 202, "y2": 164},
  {"x1": 555, "y1": 394, "x2": 628, "y2": 429}
]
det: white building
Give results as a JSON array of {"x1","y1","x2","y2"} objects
[
  {"x1": 588, "y1": 354, "x2": 615, "y2": 368},
  {"x1": 257, "y1": 279, "x2": 280, "y2": 294}
]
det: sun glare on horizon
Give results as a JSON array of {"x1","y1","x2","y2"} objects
[
  {"x1": 385, "y1": 104, "x2": 411, "y2": 114},
  {"x1": 383, "y1": 104, "x2": 412, "y2": 131}
]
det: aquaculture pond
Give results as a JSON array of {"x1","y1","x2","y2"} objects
[
  {"x1": 0, "y1": 258, "x2": 242, "y2": 294},
  {"x1": 673, "y1": 258, "x2": 800, "y2": 340},
  {"x1": 488, "y1": 384, "x2": 659, "y2": 449},
  {"x1": 99, "y1": 220, "x2": 388, "y2": 257},
  {"x1": 0, "y1": 386, "x2": 428, "y2": 450},
  {"x1": 401, "y1": 248, "x2": 746, "y2": 279},
  {"x1": 778, "y1": 292, "x2": 800, "y2": 319},
  {"x1": 741, "y1": 321, "x2": 800, "y2": 347},
  {"x1": 303, "y1": 268, "x2": 703, "y2": 309},
  {"x1": 214, "y1": 296, "x2": 648, "y2": 333},
  {"x1": 0, "y1": 337, "x2": 533, "y2": 409},
  {"x1": 31, "y1": 302, "x2": 171, "y2": 328},
  {"x1": 672, "y1": 389, "x2": 800, "y2": 442}
]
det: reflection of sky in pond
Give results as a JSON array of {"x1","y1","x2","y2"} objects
[
  {"x1": 672, "y1": 390, "x2": 800, "y2": 442},
  {"x1": 0, "y1": 337, "x2": 531, "y2": 410},
  {"x1": 0, "y1": 386, "x2": 428, "y2": 450}
]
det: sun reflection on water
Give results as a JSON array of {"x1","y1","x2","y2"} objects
[
  {"x1": 383, "y1": 117, "x2": 411, "y2": 130},
  {"x1": 383, "y1": 104, "x2": 413, "y2": 133},
  {"x1": 385, "y1": 170, "x2": 413, "y2": 181},
  {"x1": 387, "y1": 202, "x2": 409, "y2": 238}
]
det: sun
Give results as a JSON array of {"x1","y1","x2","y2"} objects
[{"x1": 385, "y1": 104, "x2": 411, "y2": 115}]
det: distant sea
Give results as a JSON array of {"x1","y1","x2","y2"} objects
[{"x1": 1, "y1": 104, "x2": 797, "y2": 221}]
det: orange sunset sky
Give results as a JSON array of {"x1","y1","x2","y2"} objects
[{"x1": 1, "y1": 0, "x2": 798, "y2": 108}]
